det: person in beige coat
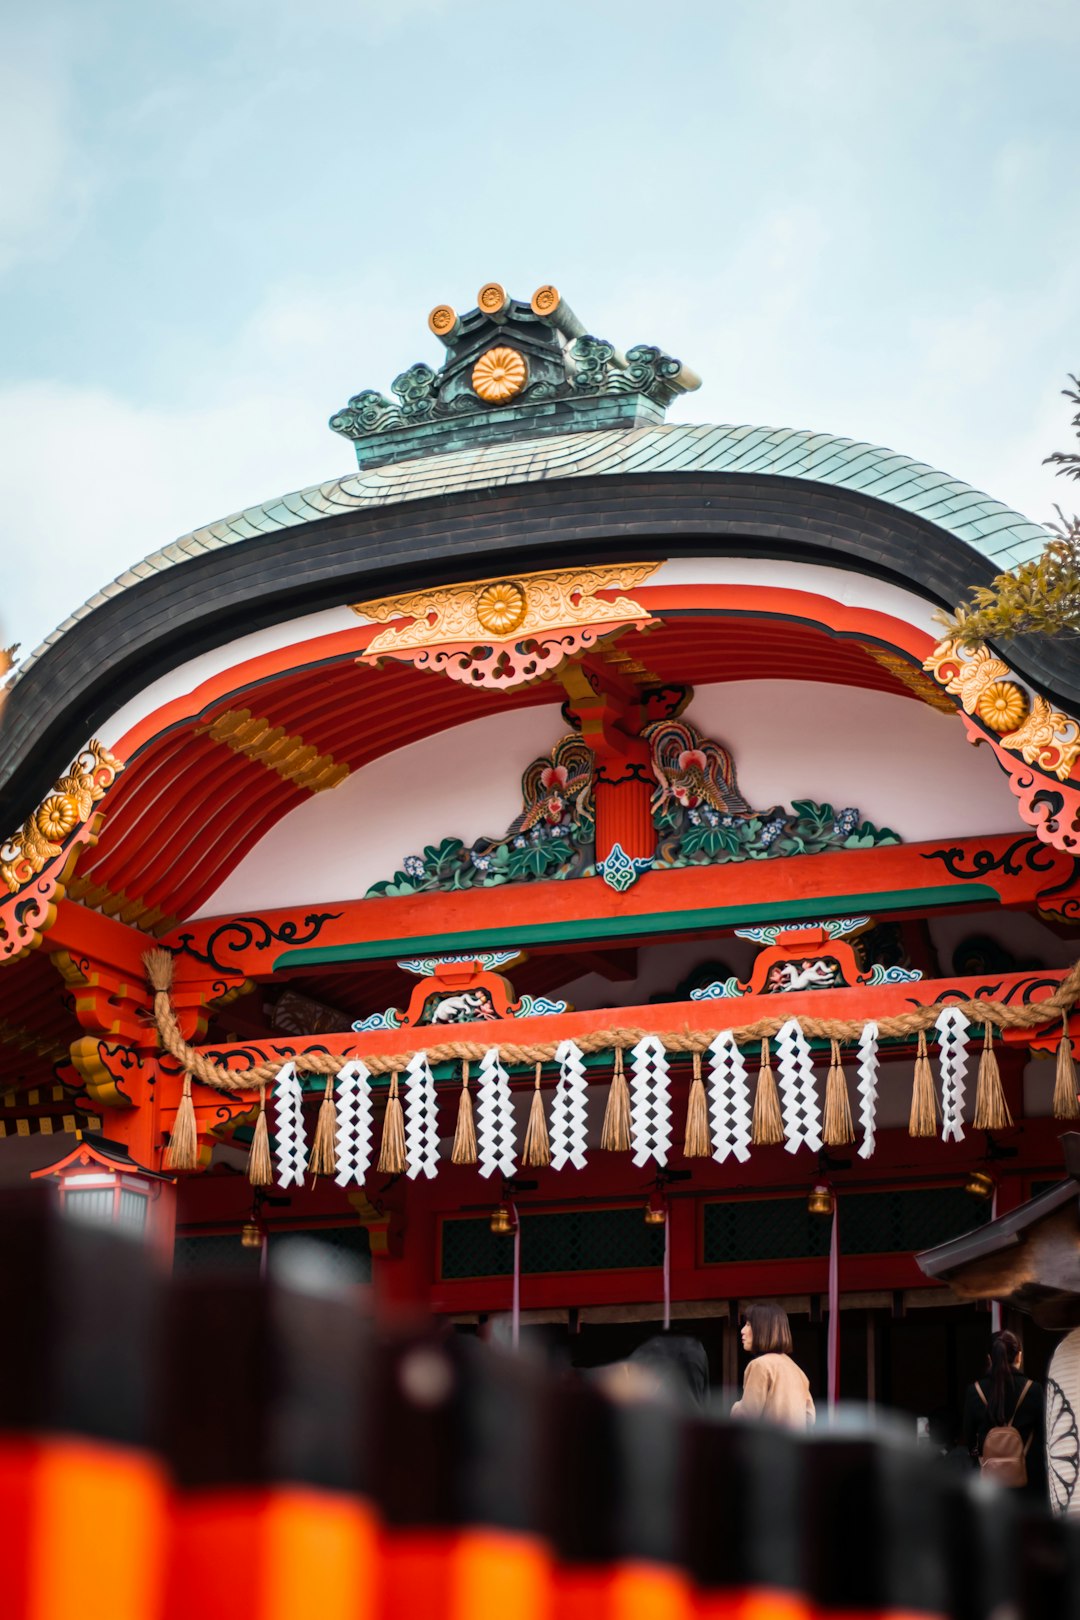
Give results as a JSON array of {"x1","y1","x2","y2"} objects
[{"x1": 731, "y1": 1302, "x2": 816, "y2": 1429}]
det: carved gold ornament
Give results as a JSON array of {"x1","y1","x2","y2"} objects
[
  {"x1": 976, "y1": 681, "x2": 1031, "y2": 735},
  {"x1": 353, "y1": 562, "x2": 661, "y2": 690},
  {"x1": 472, "y1": 346, "x2": 527, "y2": 403},
  {"x1": 1000, "y1": 696, "x2": 1080, "y2": 779},
  {"x1": 476, "y1": 581, "x2": 527, "y2": 635},
  {"x1": 0, "y1": 740, "x2": 122, "y2": 897},
  {"x1": 531, "y1": 285, "x2": 560, "y2": 317},
  {"x1": 923, "y1": 639, "x2": 1011, "y2": 714},
  {"x1": 925, "y1": 635, "x2": 1080, "y2": 782}
]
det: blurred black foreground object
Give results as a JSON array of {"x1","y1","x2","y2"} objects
[{"x1": 1, "y1": 1186, "x2": 1078, "y2": 1620}]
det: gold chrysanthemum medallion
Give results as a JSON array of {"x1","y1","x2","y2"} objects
[
  {"x1": 472, "y1": 346, "x2": 527, "y2": 404},
  {"x1": 976, "y1": 680, "x2": 1031, "y2": 734},
  {"x1": 476, "y1": 580, "x2": 527, "y2": 636},
  {"x1": 37, "y1": 794, "x2": 80, "y2": 841}
]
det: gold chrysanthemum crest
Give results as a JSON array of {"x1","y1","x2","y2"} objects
[
  {"x1": 476, "y1": 581, "x2": 527, "y2": 635},
  {"x1": 976, "y1": 681, "x2": 1031, "y2": 735},
  {"x1": 472, "y1": 346, "x2": 527, "y2": 404}
]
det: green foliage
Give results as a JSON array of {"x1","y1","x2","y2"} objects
[
  {"x1": 654, "y1": 800, "x2": 897, "y2": 870},
  {"x1": 937, "y1": 375, "x2": 1080, "y2": 645}
]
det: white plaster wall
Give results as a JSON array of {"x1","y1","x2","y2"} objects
[
  {"x1": 197, "y1": 677, "x2": 1020, "y2": 918},
  {"x1": 197, "y1": 702, "x2": 563, "y2": 914},
  {"x1": 685, "y1": 680, "x2": 1016, "y2": 840}
]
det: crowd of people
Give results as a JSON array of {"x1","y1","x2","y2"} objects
[{"x1": 588, "y1": 1307, "x2": 1047, "y2": 1503}]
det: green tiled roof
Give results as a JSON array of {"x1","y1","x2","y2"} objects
[{"x1": 17, "y1": 422, "x2": 1050, "y2": 683}]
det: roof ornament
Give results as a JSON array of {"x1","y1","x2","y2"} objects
[{"x1": 329, "y1": 282, "x2": 701, "y2": 469}]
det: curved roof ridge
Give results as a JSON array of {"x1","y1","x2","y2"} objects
[{"x1": 9, "y1": 420, "x2": 1051, "y2": 687}]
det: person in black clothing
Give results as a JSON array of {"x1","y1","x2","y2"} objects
[{"x1": 961, "y1": 1329, "x2": 1045, "y2": 1499}]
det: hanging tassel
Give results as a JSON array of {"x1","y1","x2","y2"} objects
[
  {"x1": 751, "y1": 1037, "x2": 784, "y2": 1146},
  {"x1": 165, "y1": 1072, "x2": 199, "y2": 1171},
  {"x1": 683, "y1": 1050, "x2": 712, "y2": 1157},
  {"x1": 973, "y1": 1022, "x2": 1012, "y2": 1131},
  {"x1": 523, "y1": 1061, "x2": 551, "y2": 1168},
  {"x1": 452, "y1": 1060, "x2": 478, "y2": 1164},
  {"x1": 308, "y1": 1073, "x2": 338, "y2": 1177},
  {"x1": 377, "y1": 1072, "x2": 409, "y2": 1175},
  {"x1": 600, "y1": 1047, "x2": 631, "y2": 1152},
  {"x1": 823, "y1": 1038, "x2": 855, "y2": 1146},
  {"x1": 248, "y1": 1084, "x2": 273, "y2": 1186},
  {"x1": 909, "y1": 1030, "x2": 938, "y2": 1137},
  {"x1": 1054, "y1": 1015, "x2": 1080, "y2": 1120}
]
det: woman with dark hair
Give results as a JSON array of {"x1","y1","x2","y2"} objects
[
  {"x1": 731, "y1": 1302, "x2": 816, "y2": 1429},
  {"x1": 962, "y1": 1329, "x2": 1045, "y2": 1496}
]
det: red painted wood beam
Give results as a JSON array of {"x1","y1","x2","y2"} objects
[{"x1": 163, "y1": 834, "x2": 1074, "y2": 980}]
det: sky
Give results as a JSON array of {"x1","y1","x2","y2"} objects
[{"x1": 2, "y1": 0, "x2": 1079, "y2": 658}]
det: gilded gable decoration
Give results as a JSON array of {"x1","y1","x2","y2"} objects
[{"x1": 352, "y1": 562, "x2": 661, "y2": 690}]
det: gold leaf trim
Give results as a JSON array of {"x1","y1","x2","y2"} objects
[
  {"x1": 202, "y1": 710, "x2": 350, "y2": 793},
  {"x1": 861, "y1": 647, "x2": 955, "y2": 713}
]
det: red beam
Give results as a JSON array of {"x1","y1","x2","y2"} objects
[{"x1": 162, "y1": 834, "x2": 1073, "y2": 980}]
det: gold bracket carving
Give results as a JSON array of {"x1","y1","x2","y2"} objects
[{"x1": 352, "y1": 562, "x2": 661, "y2": 690}]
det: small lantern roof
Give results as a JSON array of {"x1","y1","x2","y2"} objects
[{"x1": 31, "y1": 1132, "x2": 173, "y2": 1183}]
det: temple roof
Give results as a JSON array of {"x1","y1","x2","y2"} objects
[{"x1": 11, "y1": 419, "x2": 1050, "y2": 689}]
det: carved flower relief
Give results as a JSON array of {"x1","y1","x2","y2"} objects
[
  {"x1": 476, "y1": 580, "x2": 527, "y2": 636},
  {"x1": 975, "y1": 680, "x2": 1031, "y2": 734},
  {"x1": 471, "y1": 346, "x2": 527, "y2": 404},
  {"x1": 37, "y1": 794, "x2": 81, "y2": 842}
]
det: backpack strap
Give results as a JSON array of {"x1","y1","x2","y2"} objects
[
  {"x1": 1010, "y1": 1379, "x2": 1033, "y2": 1424},
  {"x1": 974, "y1": 1383, "x2": 988, "y2": 1409}
]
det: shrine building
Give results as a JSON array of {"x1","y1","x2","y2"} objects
[{"x1": 4, "y1": 282, "x2": 1080, "y2": 1417}]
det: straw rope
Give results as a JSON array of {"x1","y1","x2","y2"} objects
[
  {"x1": 144, "y1": 947, "x2": 1080, "y2": 1097},
  {"x1": 145, "y1": 946, "x2": 1080, "y2": 1101}
]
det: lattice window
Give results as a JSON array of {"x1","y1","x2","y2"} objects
[
  {"x1": 174, "y1": 1225, "x2": 372, "y2": 1280},
  {"x1": 440, "y1": 1207, "x2": 665, "y2": 1281},
  {"x1": 702, "y1": 1189, "x2": 990, "y2": 1265}
]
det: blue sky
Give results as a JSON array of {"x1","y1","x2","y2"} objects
[{"x1": 2, "y1": 0, "x2": 1079, "y2": 655}]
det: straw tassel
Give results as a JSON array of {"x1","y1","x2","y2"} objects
[
  {"x1": 1054, "y1": 1016, "x2": 1080, "y2": 1120},
  {"x1": 247, "y1": 1084, "x2": 273, "y2": 1186},
  {"x1": 973, "y1": 1022, "x2": 1012, "y2": 1131},
  {"x1": 683, "y1": 1051, "x2": 712, "y2": 1157},
  {"x1": 522, "y1": 1061, "x2": 551, "y2": 1168},
  {"x1": 165, "y1": 1072, "x2": 199, "y2": 1171},
  {"x1": 908, "y1": 1030, "x2": 938, "y2": 1137},
  {"x1": 308, "y1": 1073, "x2": 338, "y2": 1177},
  {"x1": 822, "y1": 1038, "x2": 854, "y2": 1146},
  {"x1": 377, "y1": 1072, "x2": 409, "y2": 1174},
  {"x1": 751, "y1": 1037, "x2": 784, "y2": 1146},
  {"x1": 451, "y1": 1059, "x2": 478, "y2": 1164},
  {"x1": 601, "y1": 1046, "x2": 631, "y2": 1152}
]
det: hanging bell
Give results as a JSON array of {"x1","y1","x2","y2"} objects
[
  {"x1": 489, "y1": 1202, "x2": 517, "y2": 1235},
  {"x1": 644, "y1": 1189, "x2": 668, "y2": 1226},
  {"x1": 240, "y1": 1220, "x2": 264, "y2": 1249},
  {"x1": 807, "y1": 1184, "x2": 834, "y2": 1217},
  {"x1": 965, "y1": 1169, "x2": 995, "y2": 1201}
]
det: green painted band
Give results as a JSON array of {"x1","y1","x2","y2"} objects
[{"x1": 273, "y1": 883, "x2": 995, "y2": 969}]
